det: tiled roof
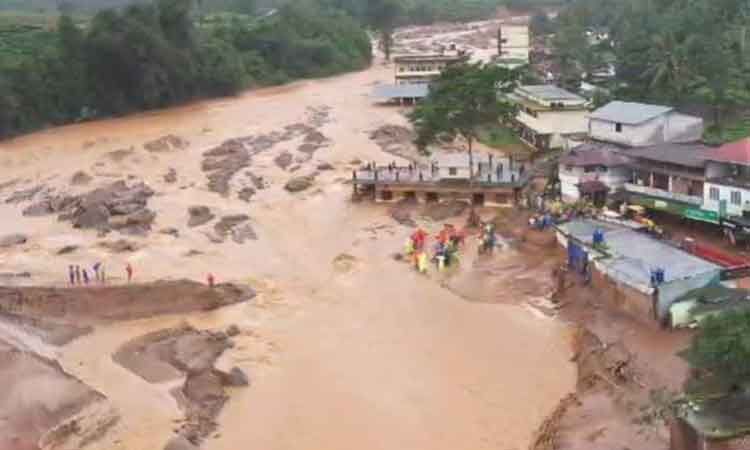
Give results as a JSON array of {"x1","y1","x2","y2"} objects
[
  {"x1": 589, "y1": 101, "x2": 673, "y2": 125},
  {"x1": 706, "y1": 138, "x2": 750, "y2": 165}
]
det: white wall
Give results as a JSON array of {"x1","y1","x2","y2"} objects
[
  {"x1": 704, "y1": 181, "x2": 750, "y2": 217},
  {"x1": 589, "y1": 116, "x2": 665, "y2": 147},
  {"x1": 439, "y1": 166, "x2": 471, "y2": 180},
  {"x1": 559, "y1": 165, "x2": 630, "y2": 202},
  {"x1": 589, "y1": 112, "x2": 704, "y2": 147}
]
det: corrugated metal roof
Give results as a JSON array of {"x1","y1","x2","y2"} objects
[
  {"x1": 559, "y1": 143, "x2": 630, "y2": 167},
  {"x1": 516, "y1": 84, "x2": 585, "y2": 102},
  {"x1": 706, "y1": 138, "x2": 750, "y2": 165},
  {"x1": 372, "y1": 84, "x2": 429, "y2": 100},
  {"x1": 589, "y1": 101, "x2": 673, "y2": 125},
  {"x1": 619, "y1": 143, "x2": 712, "y2": 168}
]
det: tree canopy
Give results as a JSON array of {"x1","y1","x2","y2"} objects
[
  {"x1": 0, "y1": 0, "x2": 372, "y2": 137},
  {"x1": 681, "y1": 310, "x2": 750, "y2": 392},
  {"x1": 409, "y1": 63, "x2": 520, "y2": 157},
  {"x1": 549, "y1": 0, "x2": 750, "y2": 134}
]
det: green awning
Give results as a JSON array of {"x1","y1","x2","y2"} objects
[{"x1": 628, "y1": 193, "x2": 720, "y2": 224}]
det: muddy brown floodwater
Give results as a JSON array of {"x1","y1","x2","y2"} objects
[{"x1": 0, "y1": 24, "x2": 575, "y2": 450}]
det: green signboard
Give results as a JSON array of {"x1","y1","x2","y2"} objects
[{"x1": 683, "y1": 207, "x2": 720, "y2": 224}]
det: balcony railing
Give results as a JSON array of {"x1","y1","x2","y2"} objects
[
  {"x1": 624, "y1": 183, "x2": 702, "y2": 206},
  {"x1": 353, "y1": 166, "x2": 530, "y2": 188}
]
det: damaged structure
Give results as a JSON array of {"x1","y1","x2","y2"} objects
[
  {"x1": 555, "y1": 219, "x2": 721, "y2": 327},
  {"x1": 352, "y1": 153, "x2": 530, "y2": 207}
]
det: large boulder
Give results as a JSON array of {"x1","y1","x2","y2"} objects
[
  {"x1": 274, "y1": 151, "x2": 294, "y2": 170},
  {"x1": 214, "y1": 215, "x2": 249, "y2": 236},
  {"x1": 188, "y1": 206, "x2": 214, "y2": 228},
  {"x1": 22, "y1": 200, "x2": 53, "y2": 217},
  {"x1": 284, "y1": 176, "x2": 315, "y2": 193},
  {"x1": 71, "y1": 171, "x2": 93, "y2": 186},
  {"x1": 0, "y1": 233, "x2": 27, "y2": 248},
  {"x1": 72, "y1": 204, "x2": 111, "y2": 230},
  {"x1": 231, "y1": 224, "x2": 257, "y2": 244},
  {"x1": 217, "y1": 367, "x2": 250, "y2": 387},
  {"x1": 237, "y1": 187, "x2": 255, "y2": 203}
]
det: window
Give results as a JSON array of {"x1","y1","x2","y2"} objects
[
  {"x1": 709, "y1": 187, "x2": 720, "y2": 201},
  {"x1": 448, "y1": 167, "x2": 458, "y2": 176},
  {"x1": 600, "y1": 166, "x2": 608, "y2": 173},
  {"x1": 584, "y1": 166, "x2": 596, "y2": 173},
  {"x1": 565, "y1": 165, "x2": 573, "y2": 172},
  {"x1": 732, "y1": 191, "x2": 742, "y2": 205},
  {"x1": 615, "y1": 123, "x2": 623, "y2": 132}
]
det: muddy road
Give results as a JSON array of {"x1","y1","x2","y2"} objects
[{"x1": 0, "y1": 29, "x2": 574, "y2": 450}]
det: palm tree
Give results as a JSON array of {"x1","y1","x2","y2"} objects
[{"x1": 643, "y1": 31, "x2": 696, "y2": 99}]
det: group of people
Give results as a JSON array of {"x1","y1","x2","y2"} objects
[
  {"x1": 404, "y1": 225, "x2": 468, "y2": 273},
  {"x1": 67, "y1": 262, "x2": 133, "y2": 286}
]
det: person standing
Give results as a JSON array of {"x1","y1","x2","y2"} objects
[
  {"x1": 82, "y1": 269, "x2": 89, "y2": 286},
  {"x1": 207, "y1": 273, "x2": 215, "y2": 288},
  {"x1": 74, "y1": 265, "x2": 81, "y2": 285},
  {"x1": 92, "y1": 262, "x2": 101, "y2": 283},
  {"x1": 68, "y1": 265, "x2": 75, "y2": 286},
  {"x1": 100, "y1": 265, "x2": 106, "y2": 284},
  {"x1": 126, "y1": 263, "x2": 133, "y2": 283}
]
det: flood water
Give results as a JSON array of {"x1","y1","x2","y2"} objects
[{"x1": 0, "y1": 26, "x2": 575, "y2": 450}]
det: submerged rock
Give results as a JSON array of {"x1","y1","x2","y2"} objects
[
  {"x1": 71, "y1": 171, "x2": 93, "y2": 186},
  {"x1": 284, "y1": 176, "x2": 315, "y2": 193},
  {"x1": 0, "y1": 233, "x2": 27, "y2": 248},
  {"x1": 188, "y1": 206, "x2": 214, "y2": 228},
  {"x1": 217, "y1": 367, "x2": 250, "y2": 387}
]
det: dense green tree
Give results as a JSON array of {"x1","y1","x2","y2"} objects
[
  {"x1": 409, "y1": 63, "x2": 519, "y2": 169},
  {"x1": 682, "y1": 310, "x2": 750, "y2": 386},
  {"x1": 366, "y1": 0, "x2": 403, "y2": 60}
]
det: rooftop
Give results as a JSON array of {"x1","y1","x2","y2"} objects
[
  {"x1": 516, "y1": 85, "x2": 586, "y2": 102},
  {"x1": 589, "y1": 101, "x2": 673, "y2": 125},
  {"x1": 557, "y1": 219, "x2": 720, "y2": 289},
  {"x1": 559, "y1": 143, "x2": 630, "y2": 167},
  {"x1": 619, "y1": 143, "x2": 713, "y2": 168},
  {"x1": 393, "y1": 53, "x2": 469, "y2": 63},
  {"x1": 372, "y1": 84, "x2": 429, "y2": 100},
  {"x1": 676, "y1": 284, "x2": 750, "y2": 318},
  {"x1": 706, "y1": 138, "x2": 750, "y2": 165}
]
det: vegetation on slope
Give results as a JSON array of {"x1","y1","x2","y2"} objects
[
  {"x1": 545, "y1": 0, "x2": 750, "y2": 141},
  {"x1": 0, "y1": 0, "x2": 372, "y2": 137}
]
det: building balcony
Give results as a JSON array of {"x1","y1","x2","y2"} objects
[{"x1": 624, "y1": 183, "x2": 702, "y2": 206}]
